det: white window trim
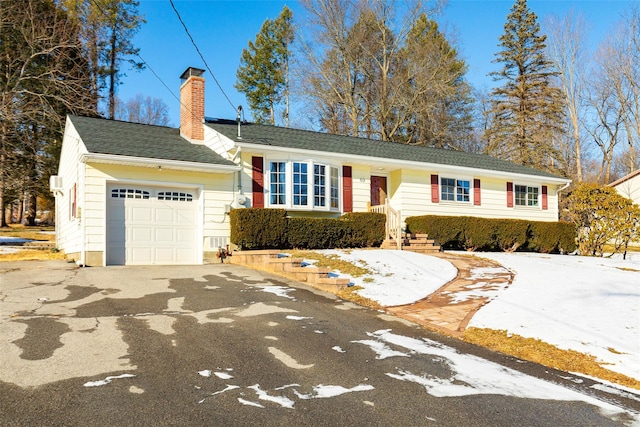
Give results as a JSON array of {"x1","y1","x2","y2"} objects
[
  {"x1": 514, "y1": 183, "x2": 541, "y2": 208},
  {"x1": 439, "y1": 176, "x2": 473, "y2": 204},
  {"x1": 265, "y1": 158, "x2": 341, "y2": 212}
]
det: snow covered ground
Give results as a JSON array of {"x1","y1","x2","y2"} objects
[
  {"x1": 0, "y1": 236, "x2": 32, "y2": 254},
  {"x1": 313, "y1": 249, "x2": 640, "y2": 382}
]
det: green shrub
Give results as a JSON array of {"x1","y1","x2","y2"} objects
[
  {"x1": 406, "y1": 215, "x2": 577, "y2": 254},
  {"x1": 528, "y1": 221, "x2": 577, "y2": 254},
  {"x1": 230, "y1": 209, "x2": 385, "y2": 250},
  {"x1": 230, "y1": 208, "x2": 287, "y2": 249},
  {"x1": 341, "y1": 212, "x2": 386, "y2": 247},
  {"x1": 406, "y1": 215, "x2": 464, "y2": 249},
  {"x1": 494, "y1": 219, "x2": 529, "y2": 252},
  {"x1": 287, "y1": 218, "x2": 346, "y2": 249},
  {"x1": 462, "y1": 217, "x2": 495, "y2": 251}
]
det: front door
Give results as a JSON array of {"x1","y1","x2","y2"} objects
[{"x1": 370, "y1": 176, "x2": 387, "y2": 206}]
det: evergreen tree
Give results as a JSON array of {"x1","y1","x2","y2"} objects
[
  {"x1": 63, "y1": 0, "x2": 145, "y2": 118},
  {"x1": 235, "y1": 6, "x2": 294, "y2": 125},
  {"x1": 486, "y1": 0, "x2": 565, "y2": 171},
  {"x1": 400, "y1": 14, "x2": 474, "y2": 149}
]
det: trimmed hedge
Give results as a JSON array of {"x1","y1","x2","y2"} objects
[
  {"x1": 229, "y1": 208, "x2": 288, "y2": 250},
  {"x1": 230, "y1": 208, "x2": 385, "y2": 250},
  {"x1": 406, "y1": 215, "x2": 577, "y2": 253}
]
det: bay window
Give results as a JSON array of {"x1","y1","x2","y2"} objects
[
  {"x1": 293, "y1": 162, "x2": 308, "y2": 206},
  {"x1": 270, "y1": 162, "x2": 286, "y2": 205},
  {"x1": 270, "y1": 160, "x2": 339, "y2": 210}
]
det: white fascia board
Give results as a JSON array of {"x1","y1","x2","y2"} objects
[
  {"x1": 80, "y1": 153, "x2": 240, "y2": 174},
  {"x1": 235, "y1": 141, "x2": 571, "y2": 185}
]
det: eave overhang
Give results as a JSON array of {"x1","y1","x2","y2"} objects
[
  {"x1": 234, "y1": 141, "x2": 571, "y2": 185},
  {"x1": 80, "y1": 153, "x2": 239, "y2": 174}
]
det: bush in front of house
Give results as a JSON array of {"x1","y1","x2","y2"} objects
[
  {"x1": 340, "y1": 212, "x2": 386, "y2": 247},
  {"x1": 230, "y1": 208, "x2": 288, "y2": 250},
  {"x1": 230, "y1": 209, "x2": 385, "y2": 250},
  {"x1": 405, "y1": 215, "x2": 576, "y2": 253}
]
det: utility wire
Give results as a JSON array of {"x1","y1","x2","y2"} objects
[
  {"x1": 87, "y1": 0, "x2": 187, "y2": 120},
  {"x1": 169, "y1": 0, "x2": 237, "y2": 113}
]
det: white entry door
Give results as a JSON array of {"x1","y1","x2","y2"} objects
[{"x1": 106, "y1": 185, "x2": 200, "y2": 265}]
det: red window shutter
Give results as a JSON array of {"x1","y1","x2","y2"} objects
[
  {"x1": 541, "y1": 185, "x2": 548, "y2": 210},
  {"x1": 251, "y1": 156, "x2": 264, "y2": 208},
  {"x1": 506, "y1": 182, "x2": 513, "y2": 207},
  {"x1": 342, "y1": 165, "x2": 353, "y2": 212},
  {"x1": 474, "y1": 179, "x2": 481, "y2": 206},
  {"x1": 431, "y1": 174, "x2": 439, "y2": 203}
]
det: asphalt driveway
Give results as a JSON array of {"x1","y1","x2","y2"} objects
[{"x1": 1, "y1": 260, "x2": 637, "y2": 426}]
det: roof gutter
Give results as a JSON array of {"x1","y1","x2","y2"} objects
[
  {"x1": 80, "y1": 153, "x2": 240, "y2": 174},
  {"x1": 234, "y1": 141, "x2": 571, "y2": 185}
]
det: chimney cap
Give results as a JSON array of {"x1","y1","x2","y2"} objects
[{"x1": 180, "y1": 67, "x2": 205, "y2": 82}]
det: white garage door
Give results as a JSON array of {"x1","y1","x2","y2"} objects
[{"x1": 106, "y1": 185, "x2": 199, "y2": 265}]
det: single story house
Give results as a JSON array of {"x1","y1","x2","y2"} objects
[
  {"x1": 609, "y1": 169, "x2": 640, "y2": 207},
  {"x1": 51, "y1": 67, "x2": 571, "y2": 266}
]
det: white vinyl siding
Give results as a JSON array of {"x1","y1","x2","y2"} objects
[{"x1": 389, "y1": 171, "x2": 559, "y2": 223}]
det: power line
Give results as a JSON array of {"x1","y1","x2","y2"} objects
[
  {"x1": 169, "y1": 0, "x2": 237, "y2": 113},
  {"x1": 87, "y1": 0, "x2": 185, "y2": 118}
]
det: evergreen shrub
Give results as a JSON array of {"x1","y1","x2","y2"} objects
[
  {"x1": 230, "y1": 209, "x2": 385, "y2": 250},
  {"x1": 406, "y1": 215, "x2": 576, "y2": 253},
  {"x1": 229, "y1": 208, "x2": 287, "y2": 249}
]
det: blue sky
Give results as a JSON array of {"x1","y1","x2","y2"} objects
[{"x1": 117, "y1": 0, "x2": 635, "y2": 126}]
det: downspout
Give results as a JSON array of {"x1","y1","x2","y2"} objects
[
  {"x1": 80, "y1": 161, "x2": 87, "y2": 267},
  {"x1": 556, "y1": 181, "x2": 572, "y2": 221}
]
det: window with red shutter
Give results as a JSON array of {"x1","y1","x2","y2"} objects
[
  {"x1": 474, "y1": 179, "x2": 481, "y2": 206},
  {"x1": 506, "y1": 182, "x2": 514, "y2": 207},
  {"x1": 251, "y1": 156, "x2": 264, "y2": 208},
  {"x1": 342, "y1": 166, "x2": 352, "y2": 212},
  {"x1": 431, "y1": 175, "x2": 439, "y2": 203}
]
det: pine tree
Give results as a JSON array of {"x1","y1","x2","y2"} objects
[
  {"x1": 486, "y1": 0, "x2": 565, "y2": 172},
  {"x1": 235, "y1": 6, "x2": 294, "y2": 125}
]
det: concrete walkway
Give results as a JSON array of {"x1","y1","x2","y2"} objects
[{"x1": 386, "y1": 252, "x2": 514, "y2": 338}]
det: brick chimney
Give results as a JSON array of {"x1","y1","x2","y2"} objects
[{"x1": 180, "y1": 67, "x2": 205, "y2": 142}]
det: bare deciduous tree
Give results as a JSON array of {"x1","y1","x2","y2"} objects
[
  {"x1": 544, "y1": 10, "x2": 589, "y2": 181},
  {"x1": 114, "y1": 94, "x2": 171, "y2": 126},
  {"x1": 297, "y1": 0, "x2": 471, "y2": 147},
  {"x1": 0, "y1": 0, "x2": 95, "y2": 226}
]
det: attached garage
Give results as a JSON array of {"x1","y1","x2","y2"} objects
[{"x1": 106, "y1": 184, "x2": 200, "y2": 265}]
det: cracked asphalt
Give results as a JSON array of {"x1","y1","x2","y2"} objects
[{"x1": 1, "y1": 260, "x2": 638, "y2": 426}]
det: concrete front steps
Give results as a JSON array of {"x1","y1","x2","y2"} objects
[
  {"x1": 226, "y1": 250, "x2": 351, "y2": 293},
  {"x1": 380, "y1": 233, "x2": 440, "y2": 254}
]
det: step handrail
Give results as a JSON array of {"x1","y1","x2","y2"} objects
[{"x1": 369, "y1": 200, "x2": 402, "y2": 250}]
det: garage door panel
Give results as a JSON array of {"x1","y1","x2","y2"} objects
[
  {"x1": 155, "y1": 228, "x2": 175, "y2": 242},
  {"x1": 130, "y1": 247, "x2": 153, "y2": 264},
  {"x1": 106, "y1": 185, "x2": 199, "y2": 265},
  {"x1": 155, "y1": 208, "x2": 175, "y2": 223},
  {"x1": 131, "y1": 206, "x2": 153, "y2": 222},
  {"x1": 131, "y1": 227, "x2": 153, "y2": 243},
  {"x1": 175, "y1": 229, "x2": 195, "y2": 242},
  {"x1": 154, "y1": 248, "x2": 175, "y2": 264}
]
